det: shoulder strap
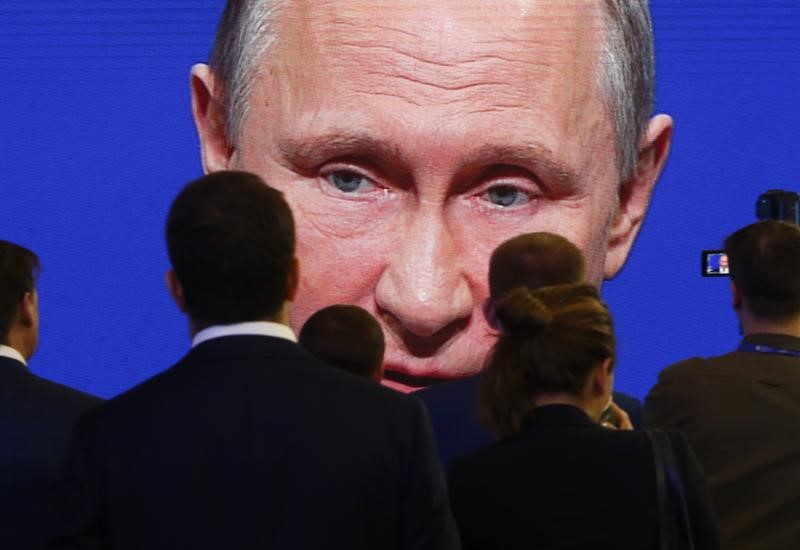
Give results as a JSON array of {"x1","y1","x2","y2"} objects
[
  {"x1": 645, "y1": 429, "x2": 670, "y2": 550},
  {"x1": 646, "y1": 429, "x2": 696, "y2": 550}
]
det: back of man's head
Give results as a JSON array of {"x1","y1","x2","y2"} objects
[
  {"x1": 0, "y1": 241, "x2": 39, "y2": 346},
  {"x1": 299, "y1": 305, "x2": 385, "y2": 382},
  {"x1": 166, "y1": 171, "x2": 295, "y2": 327},
  {"x1": 488, "y1": 232, "x2": 586, "y2": 302},
  {"x1": 725, "y1": 220, "x2": 800, "y2": 320}
]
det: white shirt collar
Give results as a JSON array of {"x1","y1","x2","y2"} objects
[
  {"x1": 191, "y1": 321, "x2": 297, "y2": 348},
  {"x1": 0, "y1": 344, "x2": 27, "y2": 366}
]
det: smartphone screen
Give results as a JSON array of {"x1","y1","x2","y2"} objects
[{"x1": 701, "y1": 250, "x2": 730, "y2": 277}]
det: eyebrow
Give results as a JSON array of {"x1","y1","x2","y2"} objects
[{"x1": 278, "y1": 132, "x2": 405, "y2": 169}]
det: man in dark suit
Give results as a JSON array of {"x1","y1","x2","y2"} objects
[
  {"x1": 416, "y1": 232, "x2": 642, "y2": 471},
  {"x1": 646, "y1": 220, "x2": 800, "y2": 550},
  {"x1": 52, "y1": 171, "x2": 459, "y2": 549},
  {"x1": 0, "y1": 241, "x2": 101, "y2": 549}
]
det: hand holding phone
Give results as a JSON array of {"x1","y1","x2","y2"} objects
[{"x1": 600, "y1": 401, "x2": 633, "y2": 431}]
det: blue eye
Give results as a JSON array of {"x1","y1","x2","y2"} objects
[
  {"x1": 485, "y1": 185, "x2": 529, "y2": 208},
  {"x1": 326, "y1": 170, "x2": 375, "y2": 193}
]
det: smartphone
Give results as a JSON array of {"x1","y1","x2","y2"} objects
[{"x1": 599, "y1": 398, "x2": 618, "y2": 427}]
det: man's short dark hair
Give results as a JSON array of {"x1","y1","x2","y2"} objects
[
  {"x1": 724, "y1": 220, "x2": 800, "y2": 319},
  {"x1": 0, "y1": 241, "x2": 39, "y2": 344},
  {"x1": 299, "y1": 305, "x2": 385, "y2": 380},
  {"x1": 166, "y1": 171, "x2": 295, "y2": 326},
  {"x1": 488, "y1": 232, "x2": 586, "y2": 301}
]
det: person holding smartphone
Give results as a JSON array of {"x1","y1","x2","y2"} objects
[{"x1": 448, "y1": 283, "x2": 719, "y2": 550}]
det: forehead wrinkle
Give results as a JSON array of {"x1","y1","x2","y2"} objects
[
  {"x1": 322, "y1": 23, "x2": 564, "y2": 69},
  {"x1": 360, "y1": 68, "x2": 515, "y2": 94},
  {"x1": 281, "y1": 1, "x2": 606, "y2": 110},
  {"x1": 287, "y1": 0, "x2": 606, "y2": 70},
  {"x1": 313, "y1": 10, "x2": 561, "y2": 79},
  {"x1": 326, "y1": 41, "x2": 555, "y2": 107}
]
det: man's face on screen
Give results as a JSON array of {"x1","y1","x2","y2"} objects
[{"x1": 193, "y1": 0, "x2": 668, "y2": 391}]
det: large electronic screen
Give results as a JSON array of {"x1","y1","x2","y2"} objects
[{"x1": 2, "y1": 1, "x2": 799, "y2": 399}]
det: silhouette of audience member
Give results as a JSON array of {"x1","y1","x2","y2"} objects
[
  {"x1": 52, "y1": 171, "x2": 458, "y2": 549},
  {"x1": 416, "y1": 232, "x2": 641, "y2": 470},
  {"x1": 646, "y1": 220, "x2": 800, "y2": 550},
  {"x1": 0, "y1": 240, "x2": 101, "y2": 549},
  {"x1": 449, "y1": 284, "x2": 720, "y2": 550},
  {"x1": 300, "y1": 305, "x2": 385, "y2": 382}
]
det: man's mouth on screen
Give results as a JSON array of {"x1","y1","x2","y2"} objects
[{"x1": 382, "y1": 366, "x2": 455, "y2": 393}]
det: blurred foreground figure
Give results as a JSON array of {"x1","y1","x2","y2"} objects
[
  {"x1": 0, "y1": 240, "x2": 101, "y2": 549},
  {"x1": 646, "y1": 220, "x2": 800, "y2": 550},
  {"x1": 300, "y1": 305, "x2": 385, "y2": 382},
  {"x1": 52, "y1": 171, "x2": 458, "y2": 550}
]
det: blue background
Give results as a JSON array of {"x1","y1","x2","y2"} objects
[{"x1": 2, "y1": 1, "x2": 798, "y2": 399}]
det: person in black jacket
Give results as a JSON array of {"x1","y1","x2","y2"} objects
[
  {"x1": 448, "y1": 283, "x2": 719, "y2": 550},
  {"x1": 0, "y1": 240, "x2": 101, "y2": 549},
  {"x1": 52, "y1": 171, "x2": 459, "y2": 549},
  {"x1": 417, "y1": 232, "x2": 641, "y2": 472}
]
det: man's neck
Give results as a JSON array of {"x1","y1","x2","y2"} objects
[
  {"x1": 5, "y1": 328, "x2": 33, "y2": 361},
  {"x1": 739, "y1": 312, "x2": 800, "y2": 338}
]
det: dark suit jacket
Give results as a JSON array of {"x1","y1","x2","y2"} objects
[
  {"x1": 52, "y1": 335, "x2": 459, "y2": 550},
  {"x1": 449, "y1": 404, "x2": 719, "y2": 550},
  {"x1": 415, "y1": 374, "x2": 643, "y2": 471},
  {"x1": 645, "y1": 333, "x2": 800, "y2": 550},
  {"x1": 0, "y1": 356, "x2": 102, "y2": 549}
]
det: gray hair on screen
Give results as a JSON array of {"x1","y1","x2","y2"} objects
[
  {"x1": 599, "y1": 0, "x2": 655, "y2": 181},
  {"x1": 208, "y1": 0, "x2": 654, "y2": 181}
]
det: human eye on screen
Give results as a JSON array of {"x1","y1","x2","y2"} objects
[
  {"x1": 327, "y1": 170, "x2": 374, "y2": 193},
  {"x1": 320, "y1": 168, "x2": 387, "y2": 199},
  {"x1": 469, "y1": 163, "x2": 544, "y2": 211},
  {"x1": 482, "y1": 184, "x2": 531, "y2": 208},
  {"x1": 474, "y1": 179, "x2": 543, "y2": 212}
]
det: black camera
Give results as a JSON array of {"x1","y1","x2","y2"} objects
[
  {"x1": 756, "y1": 190, "x2": 800, "y2": 224},
  {"x1": 701, "y1": 190, "x2": 798, "y2": 277}
]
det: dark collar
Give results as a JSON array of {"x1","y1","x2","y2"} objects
[
  {"x1": 0, "y1": 355, "x2": 28, "y2": 374},
  {"x1": 522, "y1": 404, "x2": 596, "y2": 429},
  {"x1": 740, "y1": 333, "x2": 800, "y2": 352},
  {"x1": 179, "y1": 333, "x2": 306, "y2": 366}
]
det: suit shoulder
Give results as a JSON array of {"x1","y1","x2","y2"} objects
[
  {"x1": 21, "y1": 371, "x2": 103, "y2": 414},
  {"x1": 0, "y1": 371, "x2": 102, "y2": 440},
  {"x1": 320, "y1": 365, "x2": 421, "y2": 417},
  {"x1": 656, "y1": 354, "x2": 729, "y2": 382},
  {"x1": 77, "y1": 361, "x2": 183, "y2": 432},
  {"x1": 83, "y1": 347, "x2": 420, "y2": 438}
]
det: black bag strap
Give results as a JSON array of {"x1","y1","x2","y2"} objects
[
  {"x1": 646, "y1": 429, "x2": 695, "y2": 550},
  {"x1": 660, "y1": 430, "x2": 695, "y2": 549},
  {"x1": 647, "y1": 429, "x2": 670, "y2": 550}
]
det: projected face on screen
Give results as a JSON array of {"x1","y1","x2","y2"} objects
[{"x1": 191, "y1": 0, "x2": 672, "y2": 391}]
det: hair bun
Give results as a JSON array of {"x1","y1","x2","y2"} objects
[{"x1": 495, "y1": 287, "x2": 552, "y2": 334}]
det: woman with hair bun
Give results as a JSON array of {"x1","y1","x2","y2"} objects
[{"x1": 448, "y1": 283, "x2": 719, "y2": 550}]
